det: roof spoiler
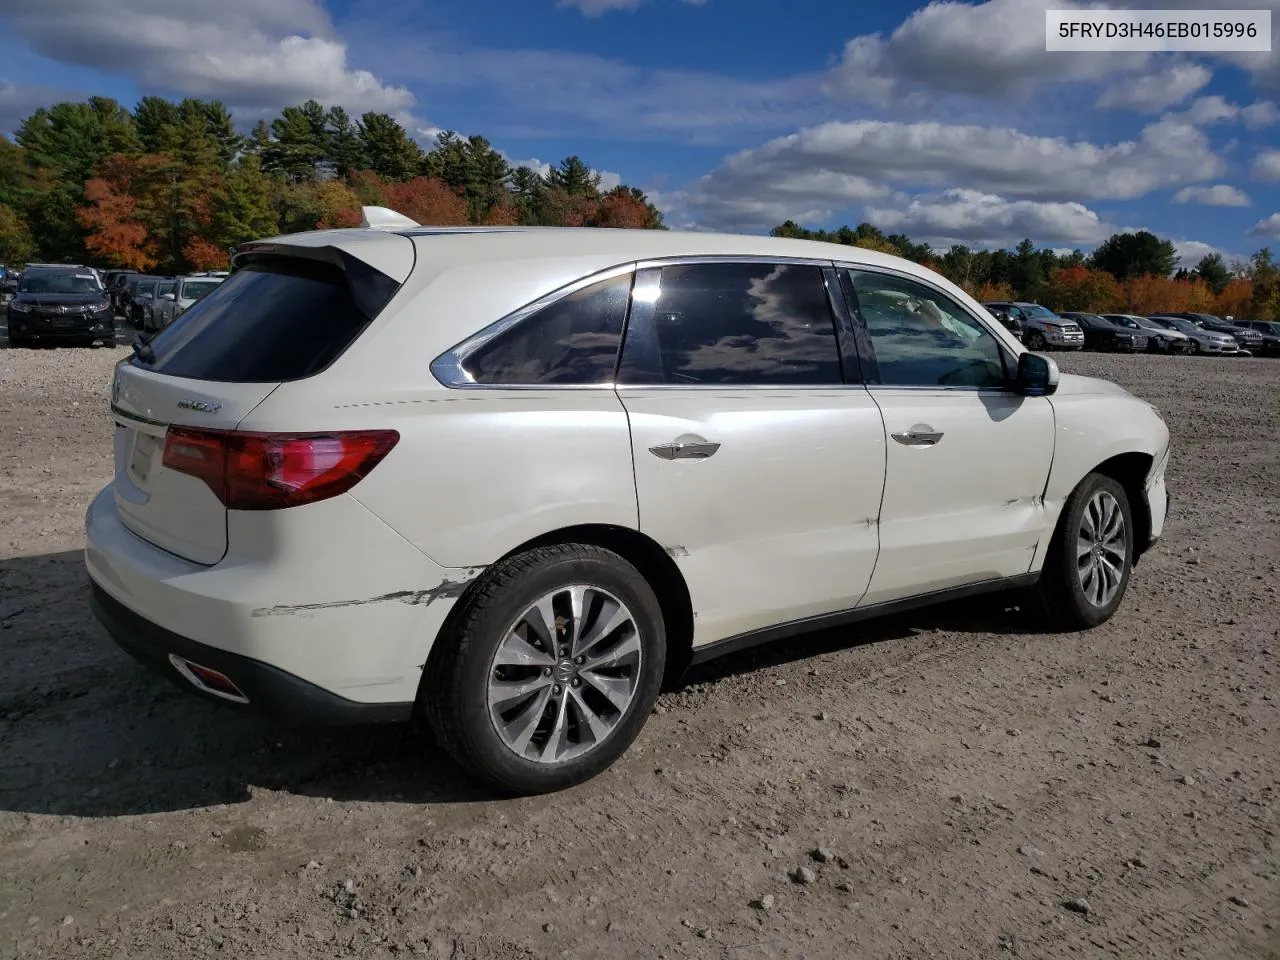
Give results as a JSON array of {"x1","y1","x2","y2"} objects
[{"x1": 360, "y1": 206, "x2": 421, "y2": 230}]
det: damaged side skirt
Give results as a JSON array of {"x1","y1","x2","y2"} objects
[{"x1": 250, "y1": 570, "x2": 481, "y2": 618}]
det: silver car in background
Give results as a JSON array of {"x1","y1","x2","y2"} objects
[
  {"x1": 983, "y1": 301, "x2": 1085, "y2": 351},
  {"x1": 1147, "y1": 315, "x2": 1239, "y2": 355},
  {"x1": 151, "y1": 274, "x2": 226, "y2": 330},
  {"x1": 1103, "y1": 314, "x2": 1191, "y2": 354}
]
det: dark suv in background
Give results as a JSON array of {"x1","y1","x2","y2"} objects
[
  {"x1": 5, "y1": 266, "x2": 116, "y2": 348},
  {"x1": 1233, "y1": 320, "x2": 1280, "y2": 356}
]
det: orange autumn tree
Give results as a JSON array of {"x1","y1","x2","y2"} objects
[
  {"x1": 183, "y1": 237, "x2": 230, "y2": 270},
  {"x1": 1214, "y1": 278, "x2": 1254, "y2": 318},
  {"x1": 1041, "y1": 265, "x2": 1122, "y2": 312},
  {"x1": 594, "y1": 186, "x2": 652, "y2": 228},
  {"x1": 382, "y1": 176, "x2": 469, "y2": 226},
  {"x1": 76, "y1": 154, "x2": 156, "y2": 270}
]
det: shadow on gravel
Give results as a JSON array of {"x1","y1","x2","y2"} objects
[{"x1": 0, "y1": 548, "x2": 1044, "y2": 818}]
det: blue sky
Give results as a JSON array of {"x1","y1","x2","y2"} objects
[{"x1": 1, "y1": 0, "x2": 1278, "y2": 264}]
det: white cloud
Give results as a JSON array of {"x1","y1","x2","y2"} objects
[
  {"x1": 557, "y1": 0, "x2": 706, "y2": 14},
  {"x1": 865, "y1": 190, "x2": 1112, "y2": 247},
  {"x1": 1174, "y1": 96, "x2": 1280, "y2": 128},
  {"x1": 827, "y1": 0, "x2": 1148, "y2": 104},
  {"x1": 1173, "y1": 184, "x2": 1251, "y2": 206},
  {"x1": 1250, "y1": 213, "x2": 1280, "y2": 238},
  {"x1": 0, "y1": 79, "x2": 78, "y2": 133},
  {"x1": 687, "y1": 117, "x2": 1226, "y2": 231},
  {"x1": 1242, "y1": 101, "x2": 1280, "y2": 128},
  {"x1": 1097, "y1": 63, "x2": 1211, "y2": 112},
  {"x1": 1253, "y1": 150, "x2": 1280, "y2": 181},
  {"x1": 0, "y1": 0, "x2": 413, "y2": 115}
]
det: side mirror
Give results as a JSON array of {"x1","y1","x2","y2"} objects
[
  {"x1": 162, "y1": 293, "x2": 175, "y2": 300},
  {"x1": 1014, "y1": 351, "x2": 1059, "y2": 397}
]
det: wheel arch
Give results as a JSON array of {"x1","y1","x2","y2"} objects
[
  {"x1": 1090, "y1": 452, "x2": 1155, "y2": 562},
  {"x1": 429, "y1": 523, "x2": 696, "y2": 691}
]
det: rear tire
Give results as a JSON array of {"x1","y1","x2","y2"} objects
[
  {"x1": 1030, "y1": 473, "x2": 1134, "y2": 630},
  {"x1": 425, "y1": 543, "x2": 666, "y2": 795}
]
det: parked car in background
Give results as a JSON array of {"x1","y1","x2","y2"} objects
[
  {"x1": 1164, "y1": 313, "x2": 1263, "y2": 354},
  {"x1": 1103, "y1": 314, "x2": 1191, "y2": 354},
  {"x1": 120, "y1": 274, "x2": 150, "y2": 321},
  {"x1": 1233, "y1": 320, "x2": 1280, "y2": 356},
  {"x1": 86, "y1": 214, "x2": 1171, "y2": 795},
  {"x1": 131, "y1": 276, "x2": 160, "y2": 328},
  {"x1": 982, "y1": 301, "x2": 1084, "y2": 351},
  {"x1": 103, "y1": 270, "x2": 138, "y2": 314},
  {"x1": 5, "y1": 266, "x2": 116, "y2": 348},
  {"x1": 140, "y1": 278, "x2": 178, "y2": 332},
  {"x1": 0, "y1": 266, "x2": 14, "y2": 305},
  {"x1": 151, "y1": 274, "x2": 226, "y2": 330},
  {"x1": 1147, "y1": 315, "x2": 1239, "y2": 355},
  {"x1": 1059, "y1": 312, "x2": 1147, "y2": 353},
  {"x1": 983, "y1": 304, "x2": 1023, "y2": 341}
]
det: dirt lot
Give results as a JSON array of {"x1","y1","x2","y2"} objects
[{"x1": 0, "y1": 338, "x2": 1277, "y2": 960}]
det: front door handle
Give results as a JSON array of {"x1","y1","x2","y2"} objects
[
  {"x1": 891, "y1": 429, "x2": 944, "y2": 447},
  {"x1": 649, "y1": 440, "x2": 721, "y2": 461}
]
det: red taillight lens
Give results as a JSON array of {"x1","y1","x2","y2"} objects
[{"x1": 162, "y1": 428, "x2": 399, "y2": 510}]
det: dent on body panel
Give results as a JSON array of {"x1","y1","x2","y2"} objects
[
  {"x1": 250, "y1": 568, "x2": 484, "y2": 618},
  {"x1": 1045, "y1": 393, "x2": 1165, "y2": 502}
]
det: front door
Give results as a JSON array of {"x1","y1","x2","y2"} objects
[
  {"x1": 840, "y1": 268, "x2": 1055, "y2": 606},
  {"x1": 618, "y1": 260, "x2": 887, "y2": 648}
]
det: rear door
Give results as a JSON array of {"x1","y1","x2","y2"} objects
[
  {"x1": 110, "y1": 241, "x2": 412, "y2": 565},
  {"x1": 840, "y1": 268, "x2": 1055, "y2": 605},
  {"x1": 617, "y1": 260, "x2": 886, "y2": 648}
]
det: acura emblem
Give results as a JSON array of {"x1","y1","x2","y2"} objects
[{"x1": 111, "y1": 377, "x2": 121, "y2": 405}]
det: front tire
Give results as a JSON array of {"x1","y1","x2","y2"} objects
[
  {"x1": 1032, "y1": 473, "x2": 1134, "y2": 630},
  {"x1": 1026, "y1": 330, "x2": 1048, "y2": 351},
  {"x1": 425, "y1": 543, "x2": 666, "y2": 795}
]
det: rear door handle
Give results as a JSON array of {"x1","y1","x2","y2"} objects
[
  {"x1": 649, "y1": 440, "x2": 721, "y2": 461},
  {"x1": 891, "y1": 430, "x2": 944, "y2": 447}
]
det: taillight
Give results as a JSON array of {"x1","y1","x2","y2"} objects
[{"x1": 161, "y1": 428, "x2": 399, "y2": 510}]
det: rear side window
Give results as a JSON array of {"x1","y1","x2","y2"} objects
[
  {"x1": 618, "y1": 262, "x2": 843, "y2": 386},
  {"x1": 142, "y1": 257, "x2": 385, "y2": 383},
  {"x1": 463, "y1": 274, "x2": 631, "y2": 385}
]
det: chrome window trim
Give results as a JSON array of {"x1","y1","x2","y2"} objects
[
  {"x1": 431, "y1": 255, "x2": 845, "y2": 390},
  {"x1": 429, "y1": 262, "x2": 637, "y2": 389},
  {"x1": 834, "y1": 260, "x2": 1021, "y2": 388}
]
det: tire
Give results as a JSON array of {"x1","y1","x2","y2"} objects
[
  {"x1": 1189, "y1": 340, "x2": 1201, "y2": 355},
  {"x1": 1026, "y1": 330, "x2": 1048, "y2": 351},
  {"x1": 1031, "y1": 473, "x2": 1134, "y2": 630},
  {"x1": 425, "y1": 543, "x2": 666, "y2": 795},
  {"x1": 6, "y1": 333, "x2": 25, "y2": 348}
]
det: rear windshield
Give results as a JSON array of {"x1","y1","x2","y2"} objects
[
  {"x1": 140, "y1": 256, "x2": 382, "y2": 383},
  {"x1": 181, "y1": 279, "x2": 222, "y2": 301}
]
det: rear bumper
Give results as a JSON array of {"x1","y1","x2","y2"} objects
[
  {"x1": 85, "y1": 485, "x2": 473, "y2": 710},
  {"x1": 91, "y1": 583, "x2": 413, "y2": 724}
]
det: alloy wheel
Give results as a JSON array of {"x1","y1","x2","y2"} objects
[
  {"x1": 1076, "y1": 490, "x2": 1127, "y2": 608},
  {"x1": 486, "y1": 585, "x2": 642, "y2": 764}
]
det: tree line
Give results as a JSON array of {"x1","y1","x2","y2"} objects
[
  {"x1": 772, "y1": 220, "x2": 1280, "y2": 320},
  {"x1": 0, "y1": 96, "x2": 666, "y2": 272}
]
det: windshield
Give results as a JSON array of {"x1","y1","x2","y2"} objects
[
  {"x1": 1020, "y1": 304, "x2": 1059, "y2": 319},
  {"x1": 181, "y1": 280, "x2": 222, "y2": 301},
  {"x1": 18, "y1": 271, "x2": 101, "y2": 295},
  {"x1": 1158, "y1": 317, "x2": 1200, "y2": 334}
]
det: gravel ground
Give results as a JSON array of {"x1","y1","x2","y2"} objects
[{"x1": 1, "y1": 335, "x2": 1278, "y2": 960}]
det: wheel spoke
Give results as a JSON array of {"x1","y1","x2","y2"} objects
[
  {"x1": 499, "y1": 685, "x2": 553, "y2": 756},
  {"x1": 1076, "y1": 534, "x2": 1094, "y2": 560},
  {"x1": 573, "y1": 597, "x2": 631, "y2": 659},
  {"x1": 488, "y1": 672, "x2": 553, "y2": 710},
  {"x1": 580, "y1": 670, "x2": 633, "y2": 712},
  {"x1": 582, "y1": 632, "x2": 641, "y2": 672},
  {"x1": 569, "y1": 688, "x2": 611, "y2": 744},
  {"x1": 493, "y1": 631, "x2": 555, "y2": 669},
  {"x1": 564, "y1": 585, "x2": 588, "y2": 657},
  {"x1": 524, "y1": 595, "x2": 559, "y2": 649},
  {"x1": 538, "y1": 692, "x2": 571, "y2": 762}
]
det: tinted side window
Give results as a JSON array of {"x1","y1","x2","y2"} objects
[
  {"x1": 846, "y1": 270, "x2": 1007, "y2": 389},
  {"x1": 619, "y1": 262, "x2": 843, "y2": 386},
  {"x1": 464, "y1": 274, "x2": 631, "y2": 385},
  {"x1": 144, "y1": 257, "x2": 383, "y2": 383}
]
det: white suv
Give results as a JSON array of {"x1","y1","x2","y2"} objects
[{"x1": 85, "y1": 211, "x2": 1171, "y2": 794}]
